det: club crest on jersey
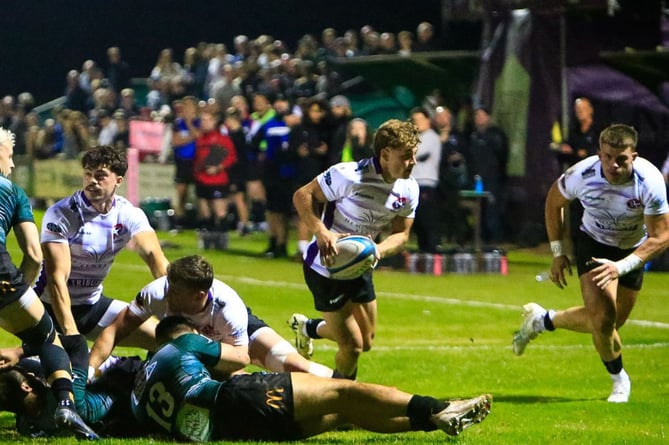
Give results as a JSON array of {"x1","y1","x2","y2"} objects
[
  {"x1": 392, "y1": 195, "x2": 408, "y2": 210},
  {"x1": 113, "y1": 224, "x2": 127, "y2": 239},
  {"x1": 626, "y1": 198, "x2": 642, "y2": 210}
]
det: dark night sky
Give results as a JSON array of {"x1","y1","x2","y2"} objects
[{"x1": 0, "y1": 0, "x2": 453, "y2": 103}]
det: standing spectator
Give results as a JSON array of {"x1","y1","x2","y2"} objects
[
  {"x1": 111, "y1": 109, "x2": 129, "y2": 151},
  {"x1": 435, "y1": 106, "x2": 469, "y2": 245},
  {"x1": 410, "y1": 107, "x2": 443, "y2": 252},
  {"x1": 247, "y1": 92, "x2": 278, "y2": 234},
  {"x1": 106, "y1": 47, "x2": 131, "y2": 96},
  {"x1": 290, "y1": 119, "x2": 420, "y2": 379},
  {"x1": 379, "y1": 32, "x2": 397, "y2": 54},
  {"x1": 61, "y1": 110, "x2": 90, "y2": 159},
  {"x1": 330, "y1": 118, "x2": 374, "y2": 165},
  {"x1": 0, "y1": 127, "x2": 99, "y2": 439},
  {"x1": 79, "y1": 60, "x2": 97, "y2": 95},
  {"x1": 170, "y1": 97, "x2": 200, "y2": 229},
  {"x1": 96, "y1": 109, "x2": 117, "y2": 146},
  {"x1": 182, "y1": 46, "x2": 209, "y2": 100},
  {"x1": 211, "y1": 63, "x2": 241, "y2": 111},
  {"x1": 292, "y1": 98, "x2": 332, "y2": 258},
  {"x1": 414, "y1": 21, "x2": 436, "y2": 52},
  {"x1": 193, "y1": 107, "x2": 238, "y2": 246},
  {"x1": 513, "y1": 124, "x2": 669, "y2": 403},
  {"x1": 468, "y1": 106, "x2": 509, "y2": 243},
  {"x1": 397, "y1": 30, "x2": 414, "y2": 56},
  {"x1": 557, "y1": 97, "x2": 602, "y2": 251},
  {"x1": 64, "y1": 70, "x2": 91, "y2": 113},
  {"x1": 259, "y1": 104, "x2": 297, "y2": 258},
  {"x1": 118, "y1": 88, "x2": 140, "y2": 118},
  {"x1": 327, "y1": 95, "x2": 353, "y2": 166},
  {"x1": 557, "y1": 97, "x2": 600, "y2": 168},
  {"x1": 221, "y1": 107, "x2": 252, "y2": 235}
]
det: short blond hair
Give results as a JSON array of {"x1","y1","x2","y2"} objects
[
  {"x1": 372, "y1": 119, "x2": 420, "y2": 156},
  {"x1": 599, "y1": 124, "x2": 638, "y2": 151},
  {"x1": 0, "y1": 127, "x2": 15, "y2": 148}
]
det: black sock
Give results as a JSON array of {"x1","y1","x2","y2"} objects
[
  {"x1": 543, "y1": 312, "x2": 555, "y2": 331},
  {"x1": 407, "y1": 395, "x2": 447, "y2": 431},
  {"x1": 51, "y1": 378, "x2": 74, "y2": 405},
  {"x1": 305, "y1": 318, "x2": 323, "y2": 339},
  {"x1": 603, "y1": 355, "x2": 623, "y2": 375}
]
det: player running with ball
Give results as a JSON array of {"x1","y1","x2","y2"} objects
[{"x1": 290, "y1": 119, "x2": 420, "y2": 380}]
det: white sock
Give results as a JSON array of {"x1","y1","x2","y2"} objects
[{"x1": 612, "y1": 368, "x2": 630, "y2": 382}]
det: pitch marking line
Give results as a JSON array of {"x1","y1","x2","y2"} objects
[{"x1": 219, "y1": 274, "x2": 669, "y2": 330}]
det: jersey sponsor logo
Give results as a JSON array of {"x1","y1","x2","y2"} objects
[
  {"x1": 581, "y1": 167, "x2": 596, "y2": 179},
  {"x1": 324, "y1": 171, "x2": 332, "y2": 186},
  {"x1": 265, "y1": 388, "x2": 285, "y2": 410},
  {"x1": 626, "y1": 198, "x2": 643, "y2": 210},
  {"x1": 583, "y1": 195, "x2": 604, "y2": 202},
  {"x1": 594, "y1": 221, "x2": 638, "y2": 232},
  {"x1": 46, "y1": 222, "x2": 63, "y2": 234},
  {"x1": 67, "y1": 278, "x2": 103, "y2": 287}
]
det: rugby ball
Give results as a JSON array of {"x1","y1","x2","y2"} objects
[{"x1": 327, "y1": 235, "x2": 378, "y2": 280}]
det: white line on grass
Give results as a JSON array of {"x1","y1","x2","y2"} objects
[
  {"x1": 312, "y1": 342, "x2": 669, "y2": 352},
  {"x1": 111, "y1": 265, "x2": 669, "y2": 330},
  {"x1": 218, "y1": 274, "x2": 669, "y2": 330}
]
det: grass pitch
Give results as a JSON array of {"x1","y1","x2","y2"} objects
[{"x1": 1, "y1": 221, "x2": 667, "y2": 444}]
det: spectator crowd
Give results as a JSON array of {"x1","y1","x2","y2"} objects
[{"x1": 1, "y1": 20, "x2": 516, "y2": 256}]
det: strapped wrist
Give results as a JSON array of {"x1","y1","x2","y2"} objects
[
  {"x1": 614, "y1": 254, "x2": 644, "y2": 276},
  {"x1": 550, "y1": 241, "x2": 564, "y2": 258}
]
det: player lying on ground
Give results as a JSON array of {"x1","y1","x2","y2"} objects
[
  {"x1": 131, "y1": 315, "x2": 492, "y2": 441},
  {"x1": 0, "y1": 334, "x2": 143, "y2": 438}
]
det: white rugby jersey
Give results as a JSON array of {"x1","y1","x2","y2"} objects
[
  {"x1": 558, "y1": 155, "x2": 669, "y2": 249},
  {"x1": 305, "y1": 157, "x2": 419, "y2": 276},
  {"x1": 37, "y1": 191, "x2": 154, "y2": 305},
  {"x1": 128, "y1": 276, "x2": 248, "y2": 347}
]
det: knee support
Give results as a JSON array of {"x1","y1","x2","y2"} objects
[
  {"x1": 17, "y1": 312, "x2": 56, "y2": 357},
  {"x1": 17, "y1": 313, "x2": 71, "y2": 377}
]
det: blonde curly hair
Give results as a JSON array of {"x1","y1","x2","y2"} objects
[{"x1": 372, "y1": 119, "x2": 420, "y2": 156}]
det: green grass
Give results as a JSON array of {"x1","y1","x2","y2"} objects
[{"x1": 2, "y1": 217, "x2": 668, "y2": 444}]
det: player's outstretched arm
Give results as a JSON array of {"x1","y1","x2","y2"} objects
[
  {"x1": 376, "y1": 215, "x2": 412, "y2": 259},
  {"x1": 89, "y1": 307, "x2": 144, "y2": 373}
]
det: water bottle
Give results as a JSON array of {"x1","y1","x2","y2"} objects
[
  {"x1": 535, "y1": 271, "x2": 551, "y2": 282},
  {"x1": 474, "y1": 175, "x2": 484, "y2": 194}
]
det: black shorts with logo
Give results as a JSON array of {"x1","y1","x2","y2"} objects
[
  {"x1": 213, "y1": 372, "x2": 302, "y2": 441},
  {"x1": 575, "y1": 230, "x2": 644, "y2": 291},
  {"x1": 303, "y1": 262, "x2": 376, "y2": 312}
]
